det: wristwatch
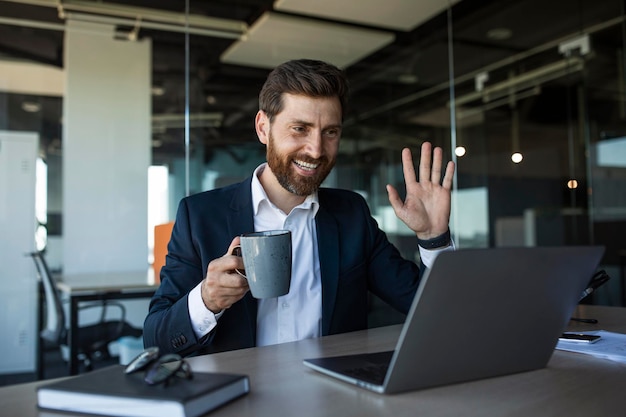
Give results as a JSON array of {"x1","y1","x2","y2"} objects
[{"x1": 417, "y1": 229, "x2": 451, "y2": 249}]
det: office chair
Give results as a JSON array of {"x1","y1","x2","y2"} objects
[{"x1": 29, "y1": 251, "x2": 143, "y2": 378}]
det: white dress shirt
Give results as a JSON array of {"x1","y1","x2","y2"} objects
[
  {"x1": 251, "y1": 165, "x2": 321, "y2": 346},
  {"x1": 188, "y1": 163, "x2": 452, "y2": 345}
]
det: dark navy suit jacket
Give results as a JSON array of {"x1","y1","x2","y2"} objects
[{"x1": 143, "y1": 176, "x2": 424, "y2": 356}]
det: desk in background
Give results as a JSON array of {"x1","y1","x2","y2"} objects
[
  {"x1": 3, "y1": 305, "x2": 626, "y2": 416},
  {"x1": 56, "y1": 270, "x2": 158, "y2": 375}
]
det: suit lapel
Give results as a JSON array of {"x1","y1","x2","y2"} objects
[
  {"x1": 226, "y1": 177, "x2": 258, "y2": 343},
  {"x1": 227, "y1": 176, "x2": 255, "y2": 235},
  {"x1": 230, "y1": 180, "x2": 341, "y2": 340},
  {"x1": 315, "y1": 204, "x2": 340, "y2": 336}
]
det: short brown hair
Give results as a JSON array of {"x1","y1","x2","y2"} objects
[{"x1": 259, "y1": 59, "x2": 349, "y2": 122}]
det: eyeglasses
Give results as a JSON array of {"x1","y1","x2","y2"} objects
[{"x1": 125, "y1": 347, "x2": 193, "y2": 386}]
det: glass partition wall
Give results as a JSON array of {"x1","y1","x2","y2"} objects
[
  {"x1": 1, "y1": 0, "x2": 625, "y2": 307},
  {"x1": 447, "y1": 0, "x2": 626, "y2": 305}
]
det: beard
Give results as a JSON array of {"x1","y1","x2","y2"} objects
[{"x1": 266, "y1": 133, "x2": 335, "y2": 196}]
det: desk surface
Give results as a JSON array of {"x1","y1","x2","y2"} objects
[
  {"x1": 56, "y1": 269, "x2": 158, "y2": 295},
  {"x1": 4, "y1": 305, "x2": 626, "y2": 417},
  {"x1": 55, "y1": 269, "x2": 158, "y2": 375}
]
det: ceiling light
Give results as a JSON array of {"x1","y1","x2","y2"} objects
[
  {"x1": 221, "y1": 12, "x2": 395, "y2": 69},
  {"x1": 274, "y1": 0, "x2": 462, "y2": 32},
  {"x1": 453, "y1": 58, "x2": 583, "y2": 107},
  {"x1": 22, "y1": 101, "x2": 41, "y2": 112},
  {"x1": 510, "y1": 108, "x2": 522, "y2": 164},
  {"x1": 152, "y1": 113, "x2": 223, "y2": 129},
  {"x1": 486, "y1": 28, "x2": 512, "y2": 41},
  {"x1": 152, "y1": 125, "x2": 166, "y2": 134},
  {"x1": 15, "y1": 1, "x2": 248, "y2": 38},
  {"x1": 397, "y1": 73, "x2": 419, "y2": 85},
  {"x1": 151, "y1": 86, "x2": 165, "y2": 96}
]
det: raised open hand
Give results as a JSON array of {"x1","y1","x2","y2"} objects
[{"x1": 386, "y1": 142, "x2": 455, "y2": 240}]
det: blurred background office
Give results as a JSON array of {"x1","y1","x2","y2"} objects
[{"x1": 1, "y1": 0, "x2": 625, "y2": 378}]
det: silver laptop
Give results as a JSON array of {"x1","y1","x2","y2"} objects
[{"x1": 303, "y1": 246, "x2": 604, "y2": 394}]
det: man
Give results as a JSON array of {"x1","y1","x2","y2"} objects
[{"x1": 143, "y1": 59, "x2": 455, "y2": 356}]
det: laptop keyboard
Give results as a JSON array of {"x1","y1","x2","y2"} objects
[
  {"x1": 343, "y1": 363, "x2": 389, "y2": 385},
  {"x1": 341, "y1": 351, "x2": 394, "y2": 385}
]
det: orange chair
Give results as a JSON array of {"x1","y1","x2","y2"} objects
[{"x1": 153, "y1": 221, "x2": 174, "y2": 284}]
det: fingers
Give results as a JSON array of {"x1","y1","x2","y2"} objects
[
  {"x1": 389, "y1": 142, "x2": 454, "y2": 238},
  {"x1": 401, "y1": 148, "x2": 417, "y2": 187},
  {"x1": 201, "y1": 237, "x2": 249, "y2": 312},
  {"x1": 442, "y1": 160, "x2": 455, "y2": 190},
  {"x1": 431, "y1": 146, "x2": 443, "y2": 183},
  {"x1": 418, "y1": 142, "x2": 432, "y2": 183},
  {"x1": 398, "y1": 142, "x2": 452, "y2": 190},
  {"x1": 386, "y1": 184, "x2": 403, "y2": 214},
  {"x1": 417, "y1": 142, "x2": 448, "y2": 185},
  {"x1": 203, "y1": 265, "x2": 249, "y2": 312},
  {"x1": 226, "y1": 236, "x2": 242, "y2": 256}
]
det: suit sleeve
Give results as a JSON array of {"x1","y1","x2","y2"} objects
[
  {"x1": 143, "y1": 198, "x2": 212, "y2": 356},
  {"x1": 317, "y1": 189, "x2": 423, "y2": 334},
  {"x1": 359, "y1": 198, "x2": 424, "y2": 314}
]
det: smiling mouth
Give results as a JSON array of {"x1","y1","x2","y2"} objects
[{"x1": 293, "y1": 159, "x2": 319, "y2": 171}]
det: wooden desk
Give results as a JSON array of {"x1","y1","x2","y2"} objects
[
  {"x1": 3, "y1": 305, "x2": 626, "y2": 416},
  {"x1": 56, "y1": 270, "x2": 158, "y2": 375}
]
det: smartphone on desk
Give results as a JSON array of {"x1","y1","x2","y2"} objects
[{"x1": 559, "y1": 333, "x2": 601, "y2": 343}]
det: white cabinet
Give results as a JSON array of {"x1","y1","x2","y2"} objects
[{"x1": 0, "y1": 131, "x2": 38, "y2": 374}]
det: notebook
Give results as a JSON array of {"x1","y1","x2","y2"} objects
[{"x1": 303, "y1": 246, "x2": 605, "y2": 394}]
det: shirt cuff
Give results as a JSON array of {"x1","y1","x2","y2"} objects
[
  {"x1": 418, "y1": 239, "x2": 455, "y2": 269},
  {"x1": 188, "y1": 283, "x2": 222, "y2": 339}
]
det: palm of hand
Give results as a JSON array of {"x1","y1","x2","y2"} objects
[
  {"x1": 386, "y1": 144, "x2": 455, "y2": 239},
  {"x1": 397, "y1": 181, "x2": 451, "y2": 238}
]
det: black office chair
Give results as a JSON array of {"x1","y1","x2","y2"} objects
[{"x1": 29, "y1": 251, "x2": 143, "y2": 378}]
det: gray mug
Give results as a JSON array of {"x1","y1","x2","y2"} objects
[{"x1": 234, "y1": 230, "x2": 292, "y2": 299}]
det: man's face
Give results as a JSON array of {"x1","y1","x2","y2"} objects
[{"x1": 262, "y1": 93, "x2": 342, "y2": 196}]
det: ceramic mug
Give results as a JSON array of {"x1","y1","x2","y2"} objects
[{"x1": 233, "y1": 230, "x2": 292, "y2": 299}]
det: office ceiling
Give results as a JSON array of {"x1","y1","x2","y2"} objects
[{"x1": 0, "y1": 0, "x2": 623, "y2": 164}]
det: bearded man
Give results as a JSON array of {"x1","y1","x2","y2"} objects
[{"x1": 143, "y1": 59, "x2": 455, "y2": 355}]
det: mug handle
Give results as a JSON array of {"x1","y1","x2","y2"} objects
[{"x1": 231, "y1": 245, "x2": 246, "y2": 278}]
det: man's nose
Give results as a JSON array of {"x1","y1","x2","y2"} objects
[{"x1": 304, "y1": 132, "x2": 323, "y2": 159}]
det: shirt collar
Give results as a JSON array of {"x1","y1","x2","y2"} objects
[{"x1": 251, "y1": 163, "x2": 319, "y2": 216}]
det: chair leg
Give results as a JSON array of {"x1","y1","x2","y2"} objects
[{"x1": 36, "y1": 347, "x2": 45, "y2": 380}]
